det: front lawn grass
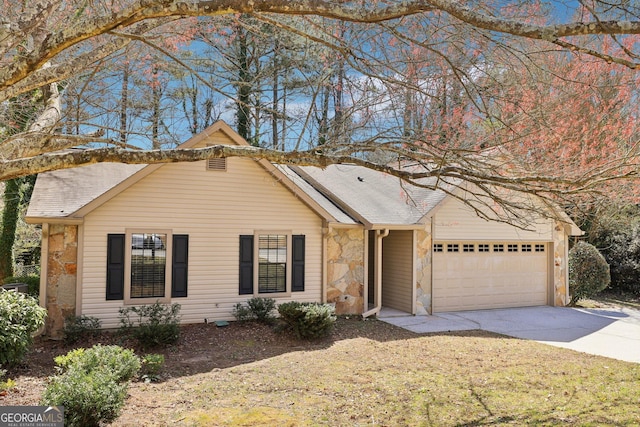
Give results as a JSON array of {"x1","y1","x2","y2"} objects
[{"x1": 113, "y1": 320, "x2": 640, "y2": 426}]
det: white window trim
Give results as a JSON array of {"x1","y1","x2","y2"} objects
[
  {"x1": 123, "y1": 229, "x2": 173, "y2": 305},
  {"x1": 253, "y1": 230, "x2": 292, "y2": 297}
]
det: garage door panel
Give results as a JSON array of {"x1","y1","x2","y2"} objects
[{"x1": 433, "y1": 242, "x2": 548, "y2": 312}]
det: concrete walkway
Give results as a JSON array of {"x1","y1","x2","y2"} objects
[{"x1": 379, "y1": 306, "x2": 640, "y2": 364}]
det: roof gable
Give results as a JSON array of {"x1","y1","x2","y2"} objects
[
  {"x1": 25, "y1": 121, "x2": 581, "y2": 234},
  {"x1": 25, "y1": 121, "x2": 346, "y2": 224}
]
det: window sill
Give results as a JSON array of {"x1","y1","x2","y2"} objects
[
  {"x1": 124, "y1": 296, "x2": 171, "y2": 305},
  {"x1": 256, "y1": 291, "x2": 291, "y2": 298}
]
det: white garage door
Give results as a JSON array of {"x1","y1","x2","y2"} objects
[{"x1": 432, "y1": 242, "x2": 548, "y2": 312}]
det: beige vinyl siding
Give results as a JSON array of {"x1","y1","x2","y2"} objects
[
  {"x1": 382, "y1": 230, "x2": 413, "y2": 313},
  {"x1": 81, "y1": 154, "x2": 323, "y2": 328},
  {"x1": 433, "y1": 197, "x2": 553, "y2": 241}
]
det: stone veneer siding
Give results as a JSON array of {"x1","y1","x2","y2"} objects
[
  {"x1": 44, "y1": 224, "x2": 78, "y2": 337},
  {"x1": 326, "y1": 228, "x2": 365, "y2": 315},
  {"x1": 552, "y1": 221, "x2": 569, "y2": 306},
  {"x1": 414, "y1": 228, "x2": 432, "y2": 315}
]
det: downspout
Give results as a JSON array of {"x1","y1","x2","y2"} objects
[
  {"x1": 363, "y1": 228, "x2": 389, "y2": 318},
  {"x1": 75, "y1": 224, "x2": 84, "y2": 315},
  {"x1": 39, "y1": 223, "x2": 49, "y2": 310},
  {"x1": 362, "y1": 229, "x2": 369, "y2": 315},
  {"x1": 322, "y1": 225, "x2": 332, "y2": 303},
  {"x1": 36, "y1": 223, "x2": 49, "y2": 336},
  {"x1": 430, "y1": 218, "x2": 435, "y2": 315}
]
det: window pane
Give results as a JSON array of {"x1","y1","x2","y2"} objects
[
  {"x1": 131, "y1": 233, "x2": 167, "y2": 298},
  {"x1": 258, "y1": 235, "x2": 287, "y2": 293}
]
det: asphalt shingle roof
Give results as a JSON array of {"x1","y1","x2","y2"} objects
[
  {"x1": 26, "y1": 161, "x2": 447, "y2": 227},
  {"x1": 26, "y1": 163, "x2": 144, "y2": 218},
  {"x1": 291, "y1": 164, "x2": 447, "y2": 226}
]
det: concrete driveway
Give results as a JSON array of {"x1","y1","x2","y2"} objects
[{"x1": 379, "y1": 306, "x2": 640, "y2": 364}]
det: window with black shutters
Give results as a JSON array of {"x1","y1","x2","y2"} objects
[
  {"x1": 239, "y1": 233, "x2": 305, "y2": 296},
  {"x1": 106, "y1": 231, "x2": 188, "y2": 303}
]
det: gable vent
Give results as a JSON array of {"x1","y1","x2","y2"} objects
[{"x1": 207, "y1": 158, "x2": 227, "y2": 171}]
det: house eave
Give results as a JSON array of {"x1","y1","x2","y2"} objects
[
  {"x1": 25, "y1": 216, "x2": 84, "y2": 225},
  {"x1": 367, "y1": 223, "x2": 426, "y2": 231},
  {"x1": 327, "y1": 222, "x2": 364, "y2": 229}
]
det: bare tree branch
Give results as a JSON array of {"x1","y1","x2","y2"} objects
[
  {"x1": 0, "y1": 19, "x2": 172, "y2": 103},
  {"x1": 3, "y1": 0, "x2": 640, "y2": 96}
]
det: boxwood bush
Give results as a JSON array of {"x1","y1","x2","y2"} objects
[
  {"x1": 119, "y1": 302, "x2": 181, "y2": 348},
  {"x1": 278, "y1": 302, "x2": 336, "y2": 339},
  {"x1": 43, "y1": 345, "x2": 141, "y2": 427},
  {"x1": 53, "y1": 345, "x2": 140, "y2": 382},
  {"x1": 43, "y1": 366, "x2": 128, "y2": 427},
  {"x1": 569, "y1": 241, "x2": 611, "y2": 305},
  {"x1": 0, "y1": 289, "x2": 46, "y2": 365},
  {"x1": 233, "y1": 297, "x2": 276, "y2": 324}
]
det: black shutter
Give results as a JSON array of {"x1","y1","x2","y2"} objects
[
  {"x1": 106, "y1": 234, "x2": 125, "y2": 300},
  {"x1": 292, "y1": 235, "x2": 305, "y2": 292},
  {"x1": 172, "y1": 234, "x2": 189, "y2": 298},
  {"x1": 239, "y1": 235, "x2": 254, "y2": 295}
]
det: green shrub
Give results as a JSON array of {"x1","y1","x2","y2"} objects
[
  {"x1": 3, "y1": 275, "x2": 40, "y2": 297},
  {"x1": 569, "y1": 241, "x2": 611, "y2": 305},
  {"x1": 63, "y1": 315, "x2": 101, "y2": 344},
  {"x1": 141, "y1": 353, "x2": 165, "y2": 382},
  {"x1": 232, "y1": 297, "x2": 277, "y2": 324},
  {"x1": 43, "y1": 345, "x2": 141, "y2": 427},
  {"x1": 600, "y1": 225, "x2": 640, "y2": 294},
  {"x1": 0, "y1": 289, "x2": 46, "y2": 365},
  {"x1": 248, "y1": 297, "x2": 276, "y2": 323},
  {"x1": 54, "y1": 345, "x2": 140, "y2": 383},
  {"x1": 119, "y1": 302, "x2": 181, "y2": 348},
  {"x1": 53, "y1": 348, "x2": 86, "y2": 372},
  {"x1": 232, "y1": 303, "x2": 253, "y2": 322},
  {"x1": 42, "y1": 366, "x2": 128, "y2": 427},
  {"x1": 277, "y1": 302, "x2": 336, "y2": 339},
  {"x1": 575, "y1": 204, "x2": 640, "y2": 294}
]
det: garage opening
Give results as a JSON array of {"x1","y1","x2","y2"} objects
[{"x1": 432, "y1": 241, "x2": 548, "y2": 313}]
